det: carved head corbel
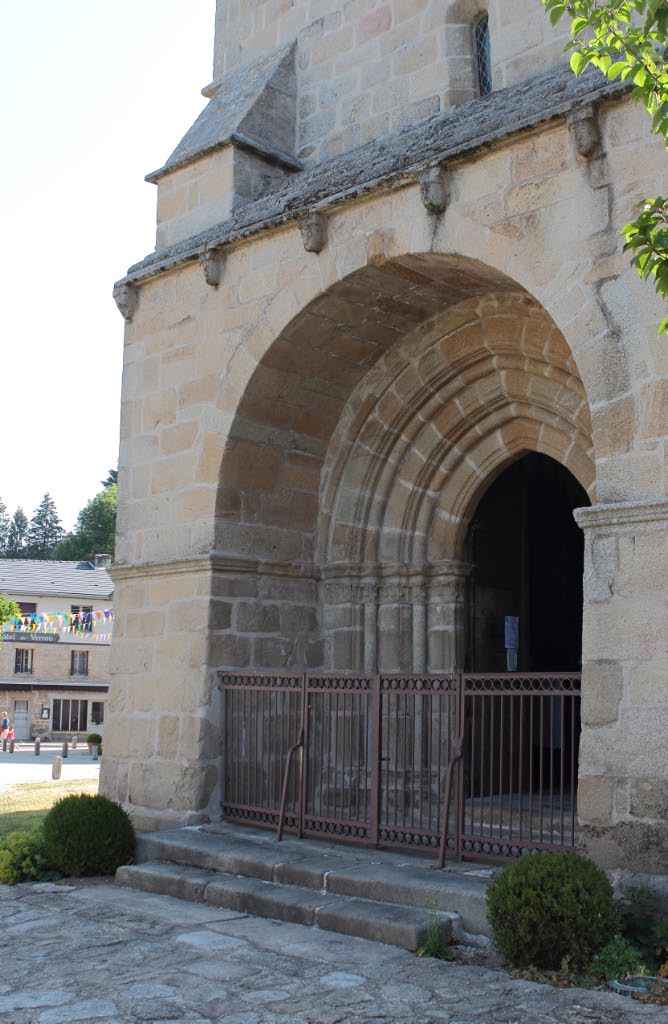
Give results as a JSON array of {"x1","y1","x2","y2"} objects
[
  {"x1": 113, "y1": 282, "x2": 138, "y2": 322},
  {"x1": 200, "y1": 245, "x2": 224, "y2": 288},
  {"x1": 419, "y1": 164, "x2": 450, "y2": 215},
  {"x1": 567, "y1": 105, "x2": 601, "y2": 159},
  {"x1": 299, "y1": 211, "x2": 328, "y2": 253}
]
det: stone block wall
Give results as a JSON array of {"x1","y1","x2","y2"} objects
[
  {"x1": 211, "y1": 0, "x2": 570, "y2": 165},
  {"x1": 108, "y1": 19, "x2": 668, "y2": 880},
  {"x1": 575, "y1": 501, "x2": 668, "y2": 885}
]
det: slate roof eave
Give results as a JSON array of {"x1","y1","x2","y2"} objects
[
  {"x1": 116, "y1": 63, "x2": 630, "y2": 289},
  {"x1": 0, "y1": 560, "x2": 114, "y2": 602}
]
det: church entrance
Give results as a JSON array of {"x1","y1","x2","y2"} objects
[{"x1": 467, "y1": 452, "x2": 588, "y2": 675}]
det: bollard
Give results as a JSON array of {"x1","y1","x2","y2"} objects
[
  {"x1": 72, "y1": 735, "x2": 77, "y2": 750},
  {"x1": 92, "y1": 743, "x2": 99, "y2": 762},
  {"x1": 62, "y1": 740, "x2": 68, "y2": 759},
  {"x1": 34, "y1": 737, "x2": 41, "y2": 756},
  {"x1": 9, "y1": 740, "x2": 14, "y2": 754},
  {"x1": 52, "y1": 755, "x2": 62, "y2": 779}
]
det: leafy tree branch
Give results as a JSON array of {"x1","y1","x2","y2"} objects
[{"x1": 543, "y1": 0, "x2": 668, "y2": 331}]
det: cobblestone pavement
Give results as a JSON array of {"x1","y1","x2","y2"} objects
[{"x1": 1, "y1": 880, "x2": 664, "y2": 1024}]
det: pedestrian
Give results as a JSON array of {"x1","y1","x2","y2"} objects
[
  {"x1": 7, "y1": 722, "x2": 15, "y2": 750},
  {"x1": 0, "y1": 711, "x2": 8, "y2": 740}
]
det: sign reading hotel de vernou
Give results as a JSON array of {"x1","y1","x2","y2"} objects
[{"x1": 1, "y1": 632, "x2": 60, "y2": 643}]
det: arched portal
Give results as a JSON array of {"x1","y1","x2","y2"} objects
[
  {"x1": 213, "y1": 253, "x2": 593, "y2": 679},
  {"x1": 467, "y1": 452, "x2": 590, "y2": 674},
  {"x1": 216, "y1": 252, "x2": 594, "y2": 856}
]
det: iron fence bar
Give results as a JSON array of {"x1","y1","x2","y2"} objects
[
  {"x1": 220, "y1": 671, "x2": 580, "y2": 861},
  {"x1": 370, "y1": 676, "x2": 381, "y2": 846},
  {"x1": 437, "y1": 730, "x2": 464, "y2": 869},
  {"x1": 276, "y1": 674, "x2": 306, "y2": 841},
  {"x1": 456, "y1": 673, "x2": 465, "y2": 862},
  {"x1": 298, "y1": 675, "x2": 308, "y2": 838}
]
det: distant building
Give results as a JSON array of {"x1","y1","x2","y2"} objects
[{"x1": 0, "y1": 556, "x2": 113, "y2": 741}]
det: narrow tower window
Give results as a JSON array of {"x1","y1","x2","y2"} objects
[{"x1": 474, "y1": 15, "x2": 492, "y2": 96}]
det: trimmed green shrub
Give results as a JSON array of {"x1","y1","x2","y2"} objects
[
  {"x1": 588, "y1": 934, "x2": 647, "y2": 980},
  {"x1": 486, "y1": 852, "x2": 618, "y2": 970},
  {"x1": 0, "y1": 826, "x2": 52, "y2": 884},
  {"x1": 620, "y1": 886, "x2": 668, "y2": 970},
  {"x1": 42, "y1": 794, "x2": 134, "y2": 877}
]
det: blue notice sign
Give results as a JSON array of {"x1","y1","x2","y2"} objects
[{"x1": 504, "y1": 615, "x2": 519, "y2": 650}]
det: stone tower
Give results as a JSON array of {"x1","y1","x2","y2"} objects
[{"x1": 105, "y1": 1, "x2": 668, "y2": 885}]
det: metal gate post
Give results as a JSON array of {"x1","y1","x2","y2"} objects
[
  {"x1": 455, "y1": 673, "x2": 465, "y2": 862},
  {"x1": 369, "y1": 675, "x2": 381, "y2": 847},
  {"x1": 298, "y1": 674, "x2": 307, "y2": 838}
]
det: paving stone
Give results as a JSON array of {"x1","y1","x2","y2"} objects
[
  {"x1": 1, "y1": 880, "x2": 666, "y2": 1024},
  {"x1": 319, "y1": 972, "x2": 366, "y2": 988}
]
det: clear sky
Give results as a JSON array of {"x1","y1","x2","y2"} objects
[{"x1": 1, "y1": 1, "x2": 216, "y2": 532}]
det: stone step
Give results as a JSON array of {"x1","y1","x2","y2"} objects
[
  {"x1": 116, "y1": 860, "x2": 460, "y2": 951},
  {"x1": 125, "y1": 823, "x2": 494, "y2": 938}
]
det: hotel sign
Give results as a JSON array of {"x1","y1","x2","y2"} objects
[{"x1": 1, "y1": 632, "x2": 60, "y2": 643}]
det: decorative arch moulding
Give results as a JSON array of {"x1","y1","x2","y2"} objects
[{"x1": 112, "y1": 66, "x2": 629, "y2": 294}]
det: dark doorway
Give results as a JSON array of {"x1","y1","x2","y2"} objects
[{"x1": 466, "y1": 453, "x2": 589, "y2": 673}]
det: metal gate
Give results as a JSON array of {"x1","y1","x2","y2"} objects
[{"x1": 219, "y1": 672, "x2": 580, "y2": 862}]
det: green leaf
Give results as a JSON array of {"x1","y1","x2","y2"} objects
[
  {"x1": 608, "y1": 60, "x2": 629, "y2": 78},
  {"x1": 570, "y1": 50, "x2": 588, "y2": 75},
  {"x1": 571, "y1": 17, "x2": 590, "y2": 33},
  {"x1": 550, "y1": 4, "x2": 567, "y2": 27}
]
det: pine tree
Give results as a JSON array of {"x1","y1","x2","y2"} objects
[
  {"x1": 0, "y1": 498, "x2": 9, "y2": 554},
  {"x1": 24, "y1": 494, "x2": 64, "y2": 559},
  {"x1": 5, "y1": 508, "x2": 29, "y2": 557},
  {"x1": 52, "y1": 485, "x2": 116, "y2": 561},
  {"x1": 101, "y1": 468, "x2": 118, "y2": 488}
]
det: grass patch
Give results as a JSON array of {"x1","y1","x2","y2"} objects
[{"x1": 0, "y1": 779, "x2": 99, "y2": 838}]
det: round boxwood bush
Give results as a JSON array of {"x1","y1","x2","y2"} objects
[
  {"x1": 486, "y1": 852, "x2": 618, "y2": 970},
  {"x1": 42, "y1": 794, "x2": 135, "y2": 877}
]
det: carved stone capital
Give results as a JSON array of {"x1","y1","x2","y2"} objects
[
  {"x1": 419, "y1": 164, "x2": 450, "y2": 214},
  {"x1": 113, "y1": 283, "x2": 138, "y2": 322},
  {"x1": 299, "y1": 211, "x2": 327, "y2": 253},
  {"x1": 567, "y1": 105, "x2": 601, "y2": 159},
  {"x1": 200, "y1": 245, "x2": 224, "y2": 288}
]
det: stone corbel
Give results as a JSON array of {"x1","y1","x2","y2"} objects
[
  {"x1": 567, "y1": 104, "x2": 601, "y2": 159},
  {"x1": 113, "y1": 282, "x2": 138, "y2": 322},
  {"x1": 200, "y1": 245, "x2": 224, "y2": 288},
  {"x1": 419, "y1": 164, "x2": 450, "y2": 215},
  {"x1": 299, "y1": 211, "x2": 327, "y2": 253}
]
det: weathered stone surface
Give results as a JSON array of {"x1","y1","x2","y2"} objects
[
  {"x1": 108, "y1": 3, "x2": 668, "y2": 876},
  {"x1": 120, "y1": 66, "x2": 627, "y2": 284},
  {"x1": 580, "y1": 660, "x2": 623, "y2": 727},
  {"x1": 3, "y1": 877, "x2": 668, "y2": 1023}
]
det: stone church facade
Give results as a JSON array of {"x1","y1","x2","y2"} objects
[{"x1": 103, "y1": 1, "x2": 668, "y2": 884}]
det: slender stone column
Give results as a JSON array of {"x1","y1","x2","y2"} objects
[
  {"x1": 574, "y1": 498, "x2": 668, "y2": 879},
  {"x1": 427, "y1": 564, "x2": 471, "y2": 673},
  {"x1": 363, "y1": 589, "x2": 378, "y2": 674},
  {"x1": 412, "y1": 587, "x2": 427, "y2": 674}
]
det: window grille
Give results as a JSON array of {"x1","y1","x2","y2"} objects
[{"x1": 475, "y1": 15, "x2": 492, "y2": 96}]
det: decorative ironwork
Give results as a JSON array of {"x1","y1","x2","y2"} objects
[{"x1": 218, "y1": 671, "x2": 580, "y2": 863}]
